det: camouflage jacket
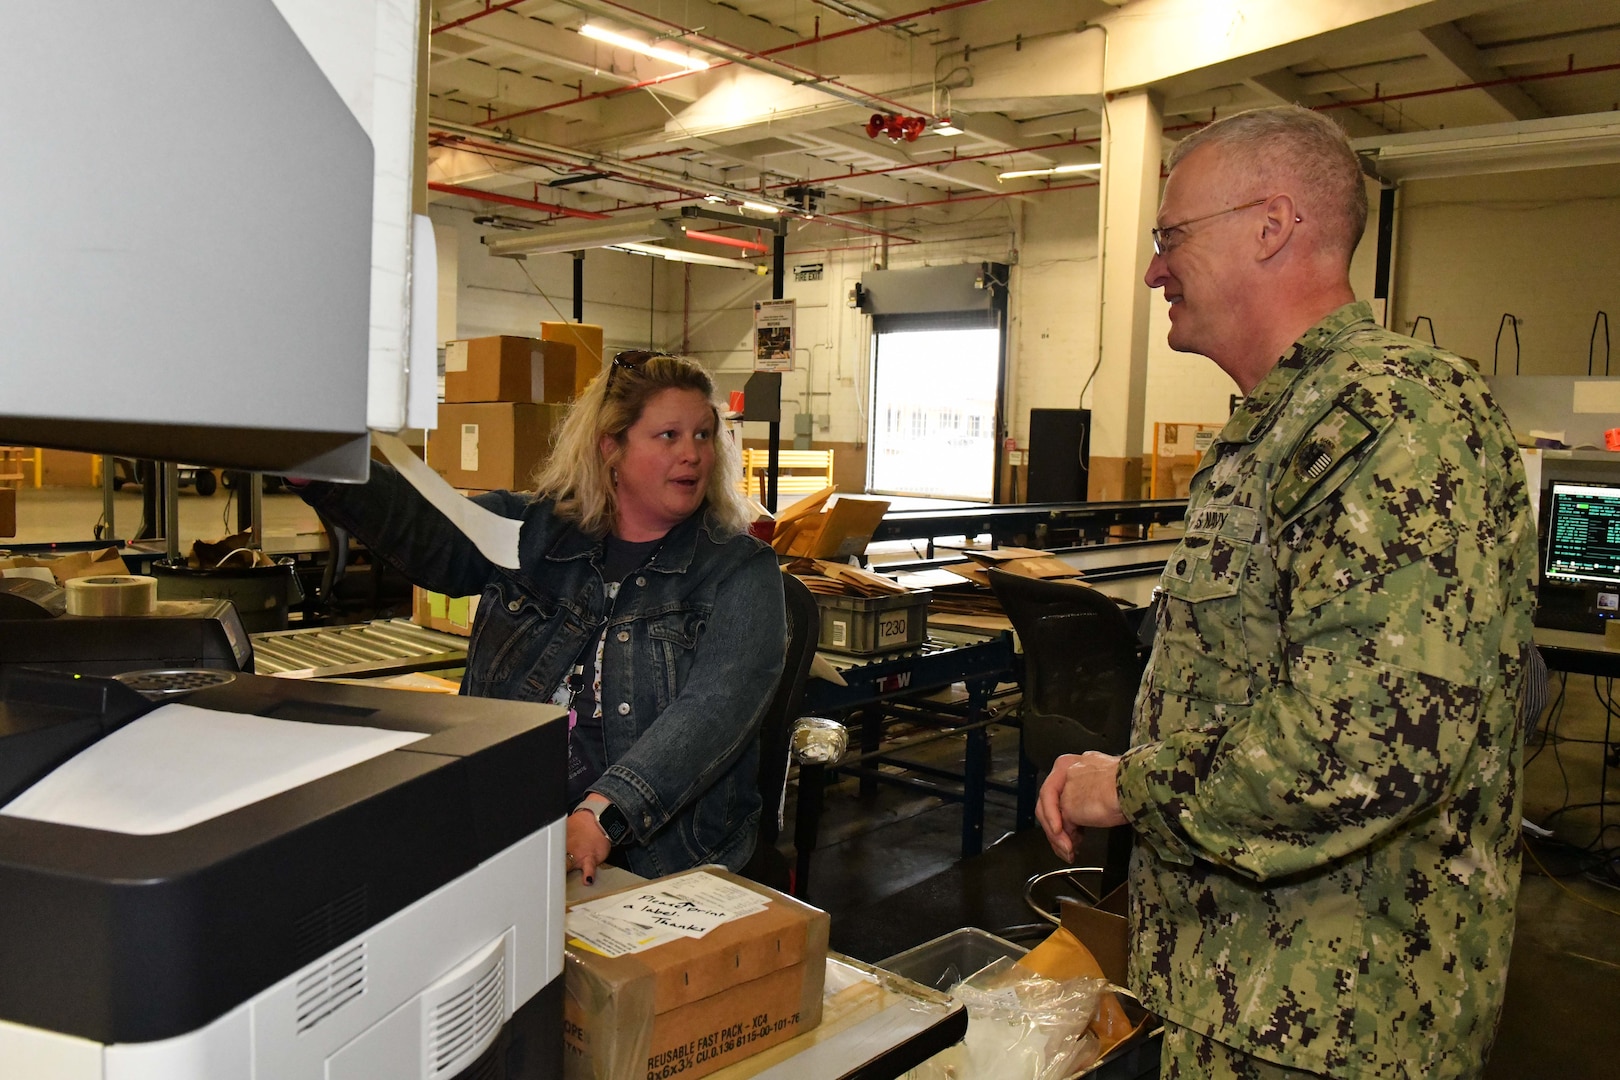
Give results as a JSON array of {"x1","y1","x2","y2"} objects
[{"x1": 1115, "y1": 302, "x2": 1537, "y2": 1078}]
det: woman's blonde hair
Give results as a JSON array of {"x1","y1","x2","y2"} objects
[{"x1": 532, "y1": 352, "x2": 753, "y2": 539}]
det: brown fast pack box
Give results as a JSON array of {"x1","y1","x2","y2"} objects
[
  {"x1": 563, "y1": 869, "x2": 828, "y2": 1080},
  {"x1": 427, "y1": 402, "x2": 568, "y2": 490},
  {"x1": 541, "y1": 321, "x2": 605, "y2": 394},
  {"x1": 444, "y1": 336, "x2": 582, "y2": 403}
]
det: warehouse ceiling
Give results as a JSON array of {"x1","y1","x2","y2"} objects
[{"x1": 424, "y1": 0, "x2": 1620, "y2": 253}]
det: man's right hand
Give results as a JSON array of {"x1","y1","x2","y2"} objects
[{"x1": 1036, "y1": 753, "x2": 1087, "y2": 862}]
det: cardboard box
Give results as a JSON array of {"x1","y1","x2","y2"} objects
[
  {"x1": 564, "y1": 869, "x2": 828, "y2": 1080},
  {"x1": 542, "y1": 321, "x2": 605, "y2": 394},
  {"x1": 412, "y1": 586, "x2": 480, "y2": 637},
  {"x1": 0, "y1": 486, "x2": 15, "y2": 537},
  {"x1": 444, "y1": 336, "x2": 582, "y2": 404},
  {"x1": 427, "y1": 402, "x2": 568, "y2": 490},
  {"x1": 771, "y1": 493, "x2": 890, "y2": 560},
  {"x1": 1043, "y1": 887, "x2": 1154, "y2": 1066}
]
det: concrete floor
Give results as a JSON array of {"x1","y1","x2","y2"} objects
[{"x1": 10, "y1": 486, "x2": 1620, "y2": 1076}]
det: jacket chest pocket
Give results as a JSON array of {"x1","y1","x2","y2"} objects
[
  {"x1": 469, "y1": 580, "x2": 563, "y2": 693},
  {"x1": 644, "y1": 610, "x2": 707, "y2": 708},
  {"x1": 1150, "y1": 531, "x2": 1255, "y2": 707}
]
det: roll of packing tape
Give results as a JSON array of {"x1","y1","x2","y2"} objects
[{"x1": 65, "y1": 575, "x2": 158, "y2": 617}]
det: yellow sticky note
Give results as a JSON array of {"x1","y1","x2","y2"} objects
[
  {"x1": 448, "y1": 596, "x2": 470, "y2": 628},
  {"x1": 427, "y1": 592, "x2": 447, "y2": 619}
]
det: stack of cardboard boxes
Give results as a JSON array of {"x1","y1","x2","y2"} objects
[
  {"x1": 416, "y1": 324, "x2": 604, "y2": 636},
  {"x1": 428, "y1": 324, "x2": 601, "y2": 491}
]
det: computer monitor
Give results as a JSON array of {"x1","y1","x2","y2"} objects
[{"x1": 1543, "y1": 481, "x2": 1620, "y2": 588}]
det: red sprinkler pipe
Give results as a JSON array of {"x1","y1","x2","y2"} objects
[
  {"x1": 824, "y1": 179, "x2": 1097, "y2": 216},
  {"x1": 682, "y1": 228, "x2": 771, "y2": 254},
  {"x1": 1314, "y1": 59, "x2": 1620, "y2": 113},
  {"x1": 427, "y1": 181, "x2": 611, "y2": 219},
  {"x1": 433, "y1": 1, "x2": 529, "y2": 35}
]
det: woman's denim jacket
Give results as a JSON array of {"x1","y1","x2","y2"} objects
[{"x1": 302, "y1": 463, "x2": 787, "y2": 878}]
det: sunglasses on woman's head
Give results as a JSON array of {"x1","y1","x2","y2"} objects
[{"x1": 606, "y1": 350, "x2": 673, "y2": 392}]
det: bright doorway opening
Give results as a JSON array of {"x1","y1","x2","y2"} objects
[{"x1": 867, "y1": 326, "x2": 1001, "y2": 501}]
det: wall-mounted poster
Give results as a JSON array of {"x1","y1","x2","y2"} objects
[{"x1": 753, "y1": 299, "x2": 795, "y2": 372}]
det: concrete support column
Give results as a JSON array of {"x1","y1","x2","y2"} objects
[{"x1": 1086, "y1": 89, "x2": 1163, "y2": 501}]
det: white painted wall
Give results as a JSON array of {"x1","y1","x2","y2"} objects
[{"x1": 1390, "y1": 164, "x2": 1620, "y2": 375}]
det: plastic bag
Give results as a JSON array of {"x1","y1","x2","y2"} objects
[{"x1": 909, "y1": 957, "x2": 1107, "y2": 1080}]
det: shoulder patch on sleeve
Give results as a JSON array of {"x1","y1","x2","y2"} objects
[{"x1": 1271, "y1": 405, "x2": 1379, "y2": 522}]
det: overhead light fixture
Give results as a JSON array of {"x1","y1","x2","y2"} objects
[
  {"x1": 741, "y1": 201, "x2": 780, "y2": 215},
  {"x1": 932, "y1": 119, "x2": 964, "y2": 136},
  {"x1": 609, "y1": 243, "x2": 763, "y2": 270},
  {"x1": 1354, "y1": 112, "x2": 1620, "y2": 181},
  {"x1": 483, "y1": 216, "x2": 678, "y2": 258},
  {"x1": 997, "y1": 162, "x2": 1103, "y2": 181},
  {"x1": 580, "y1": 22, "x2": 709, "y2": 72}
]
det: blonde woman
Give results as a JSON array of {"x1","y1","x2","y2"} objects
[{"x1": 296, "y1": 352, "x2": 786, "y2": 883}]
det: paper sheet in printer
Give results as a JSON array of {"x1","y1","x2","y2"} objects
[{"x1": 0, "y1": 703, "x2": 426, "y2": 835}]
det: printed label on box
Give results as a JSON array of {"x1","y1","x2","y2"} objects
[
  {"x1": 876, "y1": 610, "x2": 909, "y2": 648},
  {"x1": 831, "y1": 619, "x2": 847, "y2": 648},
  {"x1": 566, "y1": 871, "x2": 769, "y2": 957},
  {"x1": 445, "y1": 340, "x2": 469, "y2": 372},
  {"x1": 460, "y1": 423, "x2": 479, "y2": 472}
]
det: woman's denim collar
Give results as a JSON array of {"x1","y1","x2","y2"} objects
[{"x1": 540, "y1": 501, "x2": 711, "y2": 574}]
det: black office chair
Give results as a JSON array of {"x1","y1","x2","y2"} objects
[
  {"x1": 987, "y1": 567, "x2": 1147, "y2": 893},
  {"x1": 988, "y1": 568, "x2": 1146, "y2": 769},
  {"x1": 739, "y1": 573, "x2": 821, "y2": 892}
]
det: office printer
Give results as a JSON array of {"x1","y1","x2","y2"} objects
[
  {"x1": 0, "y1": 591, "x2": 253, "y2": 678},
  {"x1": 0, "y1": 669, "x2": 567, "y2": 1079}
]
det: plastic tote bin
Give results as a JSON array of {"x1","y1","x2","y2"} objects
[
  {"x1": 877, "y1": 927, "x2": 1029, "y2": 992},
  {"x1": 814, "y1": 589, "x2": 931, "y2": 656}
]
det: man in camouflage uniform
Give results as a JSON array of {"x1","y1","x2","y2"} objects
[{"x1": 1036, "y1": 105, "x2": 1537, "y2": 1079}]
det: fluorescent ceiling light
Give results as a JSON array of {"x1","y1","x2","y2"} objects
[
  {"x1": 610, "y1": 242, "x2": 762, "y2": 270},
  {"x1": 1354, "y1": 113, "x2": 1620, "y2": 181},
  {"x1": 741, "y1": 201, "x2": 781, "y2": 215},
  {"x1": 580, "y1": 23, "x2": 709, "y2": 71},
  {"x1": 483, "y1": 217, "x2": 677, "y2": 257},
  {"x1": 933, "y1": 120, "x2": 964, "y2": 136},
  {"x1": 997, "y1": 163, "x2": 1102, "y2": 181}
]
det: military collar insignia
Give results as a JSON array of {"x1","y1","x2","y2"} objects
[{"x1": 1214, "y1": 301, "x2": 1379, "y2": 447}]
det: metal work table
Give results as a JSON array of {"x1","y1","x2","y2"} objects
[
  {"x1": 803, "y1": 628, "x2": 1021, "y2": 869},
  {"x1": 870, "y1": 499, "x2": 1187, "y2": 555}
]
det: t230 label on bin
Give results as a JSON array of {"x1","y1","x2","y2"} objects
[{"x1": 876, "y1": 611, "x2": 909, "y2": 647}]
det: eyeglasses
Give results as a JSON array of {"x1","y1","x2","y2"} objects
[
  {"x1": 606, "y1": 349, "x2": 673, "y2": 393},
  {"x1": 1150, "y1": 197, "x2": 1270, "y2": 256}
]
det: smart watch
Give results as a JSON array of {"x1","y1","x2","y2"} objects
[{"x1": 579, "y1": 800, "x2": 632, "y2": 846}]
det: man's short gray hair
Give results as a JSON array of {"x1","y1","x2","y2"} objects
[{"x1": 1168, "y1": 105, "x2": 1368, "y2": 263}]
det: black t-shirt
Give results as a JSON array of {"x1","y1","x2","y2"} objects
[{"x1": 563, "y1": 534, "x2": 663, "y2": 803}]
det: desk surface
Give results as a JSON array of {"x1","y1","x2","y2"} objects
[{"x1": 1534, "y1": 626, "x2": 1620, "y2": 678}]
